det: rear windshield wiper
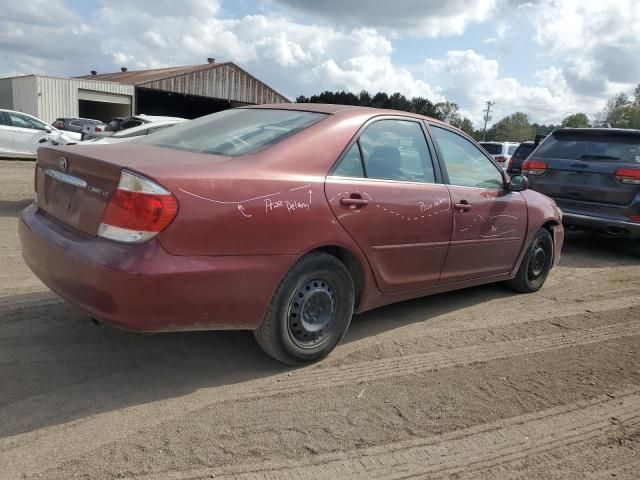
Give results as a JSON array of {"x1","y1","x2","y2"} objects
[{"x1": 580, "y1": 155, "x2": 620, "y2": 160}]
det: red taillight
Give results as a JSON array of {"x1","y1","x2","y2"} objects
[
  {"x1": 615, "y1": 168, "x2": 640, "y2": 185},
  {"x1": 522, "y1": 159, "x2": 547, "y2": 176},
  {"x1": 630, "y1": 215, "x2": 640, "y2": 223},
  {"x1": 95, "y1": 127, "x2": 102, "y2": 132},
  {"x1": 507, "y1": 158, "x2": 513, "y2": 171},
  {"x1": 495, "y1": 155, "x2": 508, "y2": 163},
  {"x1": 98, "y1": 170, "x2": 178, "y2": 243}
]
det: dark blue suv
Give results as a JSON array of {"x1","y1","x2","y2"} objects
[{"x1": 522, "y1": 128, "x2": 640, "y2": 248}]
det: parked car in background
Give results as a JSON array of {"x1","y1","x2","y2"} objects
[
  {"x1": 480, "y1": 141, "x2": 520, "y2": 170},
  {"x1": 20, "y1": 104, "x2": 563, "y2": 364},
  {"x1": 507, "y1": 141, "x2": 536, "y2": 175},
  {"x1": 105, "y1": 114, "x2": 187, "y2": 133},
  {"x1": 0, "y1": 109, "x2": 81, "y2": 157},
  {"x1": 522, "y1": 128, "x2": 640, "y2": 247},
  {"x1": 52, "y1": 118, "x2": 107, "y2": 137},
  {"x1": 81, "y1": 119, "x2": 187, "y2": 144}
]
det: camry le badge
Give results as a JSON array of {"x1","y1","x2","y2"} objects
[{"x1": 59, "y1": 156, "x2": 68, "y2": 172}]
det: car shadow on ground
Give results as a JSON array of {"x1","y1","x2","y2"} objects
[
  {"x1": 0, "y1": 281, "x2": 519, "y2": 439},
  {"x1": 0, "y1": 199, "x2": 33, "y2": 217},
  {"x1": 559, "y1": 230, "x2": 640, "y2": 268},
  {"x1": 1, "y1": 228, "x2": 637, "y2": 440}
]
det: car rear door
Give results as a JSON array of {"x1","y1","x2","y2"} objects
[
  {"x1": 0, "y1": 112, "x2": 16, "y2": 154},
  {"x1": 325, "y1": 117, "x2": 453, "y2": 293},
  {"x1": 525, "y1": 130, "x2": 640, "y2": 207},
  {"x1": 428, "y1": 124, "x2": 527, "y2": 284}
]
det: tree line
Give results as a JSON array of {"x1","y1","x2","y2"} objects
[{"x1": 296, "y1": 83, "x2": 640, "y2": 143}]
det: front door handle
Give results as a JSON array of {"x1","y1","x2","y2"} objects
[
  {"x1": 340, "y1": 197, "x2": 369, "y2": 207},
  {"x1": 453, "y1": 201, "x2": 472, "y2": 212}
]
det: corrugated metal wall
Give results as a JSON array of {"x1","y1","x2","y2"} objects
[
  {"x1": 36, "y1": 77, "x2": 134, "y2": 123},
  {"x1": 0, "y1": 76, "x2": 135, "y2": 123},
  {"x1": 141, "y1": 64, "x2": 289, "y2": 104},
  {"x1": 6, "y1": 77, "x2": 39, "y2": 117}
]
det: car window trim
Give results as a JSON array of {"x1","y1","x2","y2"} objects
[
  {"x1": 327, "y1": 115, "x2": 444, "y2": 185},
  {"x1": 425, "y1": 122, "x2": 507, "y2": 190}
]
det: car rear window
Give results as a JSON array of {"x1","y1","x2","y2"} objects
[
  {"x1": 140, "y1": 108, "x2": 328, "y2": 156},
  {"x1": 535, "y1": 131, "x2": 640, "y2": 163},
  {"x1": 480, "y1": 143, "x2": 502, "y2": 155},
  {"x1": 512, "y1": 144, "x2": 535, "y2": 161},
  {"x1": 507, "y1": 145, "x2": 518, "y2": 155}
]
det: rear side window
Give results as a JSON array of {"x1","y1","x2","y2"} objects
[
  {"x1": 480, "y1": 143, "x2": 503, "y2": 155},
  {"x1": 141, "y1": 109, "x2": 327, "y2": 156},
  {"x1": 536, "y1": 132, "x2": 640, "y2": 163}
]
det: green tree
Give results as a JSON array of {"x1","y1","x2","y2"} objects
[
  {"x1": 492, "y1": 112, "x2": 534, "y2": 142},
  {"x1": 561, "y1": 113, "x2": 590, "y2": 128}
]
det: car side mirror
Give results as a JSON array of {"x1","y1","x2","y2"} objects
[
  {"x1": 508, "y1": 175, "x2": 529, "y2": 192},
  {"x1": 45, "y1": 126, "x2": 52, "y2": 133}
]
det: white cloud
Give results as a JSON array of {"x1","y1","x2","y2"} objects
[
  {"x1": 273, "y1": 0, "x2": 497, "y2": 37},
  {"x1": 424, "y1": 50, "x2": 606, "y2": 126},
  {"x1": 529, "y1": 0, "x2": 640, "y2": 97}
]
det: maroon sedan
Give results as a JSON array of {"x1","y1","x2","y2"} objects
[{"x1": 20, "y1": 104, "x2": 564, "y2": 364}]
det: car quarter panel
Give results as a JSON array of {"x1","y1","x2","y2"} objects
[{"x1": 19, "y1": 204, "x2": 296, "y2": 330}]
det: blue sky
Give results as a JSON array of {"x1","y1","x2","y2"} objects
[{"x1": 1, "y1": 0, "x2": 638, "y2": 126}]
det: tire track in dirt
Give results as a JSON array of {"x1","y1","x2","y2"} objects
[
  {"x1": 2, "y1": 318, "x2": 639, "y2": 478},
  {"x1": 138, "y1": 389, "x2": 640, "y2": 480}
]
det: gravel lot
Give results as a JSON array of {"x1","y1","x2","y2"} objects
[{"x1": 1, "y1": 159, "x2": 639, "y2": 479}]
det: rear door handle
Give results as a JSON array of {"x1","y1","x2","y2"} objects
[
  {"x1": 340, "y1": 197, "x2": 369, "y2": 207},
  {"x1": 453, "y1": 201, "x2": 472, "y2": 212}
]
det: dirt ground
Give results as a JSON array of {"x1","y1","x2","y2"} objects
[{"x1": 0, "y1": 159, "x2": 639, "y2": 480}]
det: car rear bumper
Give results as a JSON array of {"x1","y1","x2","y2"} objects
[
  {"x1": 19, "y1": 204, "x2": 295, "y2": 331},
  {"x1": 562, "y1": 211, "x2": 640, "y2": 238}
]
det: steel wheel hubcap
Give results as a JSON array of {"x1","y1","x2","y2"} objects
[
  {"x1": 288, "y1": 279, "x2": 335, "y2": 348},
  {"x1": 529, "y1": 242, "x2": 547, "y2": 279}
]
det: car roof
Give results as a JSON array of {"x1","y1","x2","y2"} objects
[
  {"x1": 243, "y1": 103, "x2": 453, "y2": 128},
  {"x1": 554, "y1": 127, "x2": 640, "y2": 136}
]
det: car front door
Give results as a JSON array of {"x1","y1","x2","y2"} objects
[
  {"x1": 0, "y1": 112, "x2": 16, "y2": 154},
  {"x1": 428, "y1": 124, "x2": 527, "y2": 284},
  {"x1": 325, "y1": 118, "x2": 452, "y2": 293},
  {"x1": 6, "y1": 112, "x2": 48, "y2": 155}
]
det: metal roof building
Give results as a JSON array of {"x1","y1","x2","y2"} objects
[
  {"x1": 75, "y1": 59, "x2": 289, "y2": 119},
  {"x1": 0, "y1": 59, "x2": 289, "y2": 124}
]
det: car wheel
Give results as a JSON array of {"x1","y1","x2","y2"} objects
[
  {"x1": 253, "y1": 252, "x2": 355, "y2": 365},
  {"x1": 505, "y1": 228, "x2": 554, "y2": 293}
]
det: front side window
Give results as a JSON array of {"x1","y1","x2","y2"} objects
[
  {"x1": 431, "y1": 126, "x2": 503, "y2": 189},
  {"x1": 141, "y1": 108, "x2": 327, "y2": 156},
  {"x1": 357, "y1": 119, "x2": 435, "y2": 183},
  {"x1": 8, "y1": 113, "x2": 46, "y2": 130}
]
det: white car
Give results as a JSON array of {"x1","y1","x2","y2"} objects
[
  {"x1": 479, "y1": 141, "x2": 520, "y2": 170},
  {"x1": 81, "y1": 119, "x2": 187, "y2": 144},
  {"x1": 0, "y1": 109, "x2": 81, "y2": 158}
]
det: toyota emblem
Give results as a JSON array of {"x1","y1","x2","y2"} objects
[{"x1": 59, "y1": 157, "x2": 68, "y2": 172}]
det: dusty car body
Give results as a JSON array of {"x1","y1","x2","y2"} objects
[{"x1": 19, "y1": 104, "x2": 564, "y2": 364}]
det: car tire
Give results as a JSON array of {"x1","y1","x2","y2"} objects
[
  {"x1": 505, "y1": 228, "x2": 554, "y2": 293},
  {"x1": 253, "y1": 252, "x2": 355, "y2": 365}
]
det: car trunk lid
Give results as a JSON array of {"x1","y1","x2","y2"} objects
[{"x1": 35, "y1": 144, "x2": 234, "y2": 236}]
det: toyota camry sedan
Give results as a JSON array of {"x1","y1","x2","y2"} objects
[{"x1": 19, "y1": 104, "x2": 564, "y2": 364}]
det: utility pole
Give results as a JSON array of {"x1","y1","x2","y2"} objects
[{"x1": 482, "y1": 101, "x2": 494, "y2": 141}]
